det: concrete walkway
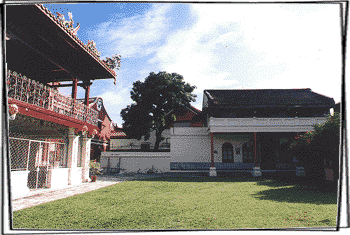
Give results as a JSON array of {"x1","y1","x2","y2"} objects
[
  {"x1": 11, "y1": 173, "x2": 170, "y2": 212},
  {"x1": 12, "y1": 180, "x2": 119, "y2": 211}
]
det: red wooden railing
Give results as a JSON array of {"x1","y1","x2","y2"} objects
[{"x1": 7, "y1": 70, "x2": 98, "y2": 126}]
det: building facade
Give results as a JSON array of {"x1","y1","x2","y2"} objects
[
  {"x1": 170, "y1": 89, "x2": 335, "y2": 176},
  {"x1": 6, "y1": 4, "x2": 118, "y2": 199}
]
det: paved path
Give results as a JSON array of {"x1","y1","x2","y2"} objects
[{"x1": 12, "y1": 181, "x2": 119, "y2": 211}]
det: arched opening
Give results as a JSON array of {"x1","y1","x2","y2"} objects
[
  {"x1": 242, "y1": 142, "x2": 254, "y2": 163},
  {"x1": 222, "y1": 142, "x2": 234, "y2": 163}
]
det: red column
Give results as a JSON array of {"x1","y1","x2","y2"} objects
[
  {"x1": 210, "y1": 132, "x2": 214, "y2": 167},
  {"x1": 84, "y1": 83, "x2": 91, "y2": 122},
  {"x1": 71, "y1": 78, "x2": 78, "y2": 101},
  {"x1": 254, "y1": 132, "x2": 258, "y2": 167},
  {"x1": 85, "y1": 84, "x2": 90, "y2": 106}
]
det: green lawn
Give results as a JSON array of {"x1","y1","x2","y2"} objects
[{"x1": 12, "y1": 175, "x2": 338, "y2": 230}]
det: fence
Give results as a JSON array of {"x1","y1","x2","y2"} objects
[{"x1": 9, "y1": 137, "x2": 66, "y2": 189}]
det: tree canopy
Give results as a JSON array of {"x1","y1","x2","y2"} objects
[{"x1": 120, "y1": 72, "x2": 197, "y2": 150}]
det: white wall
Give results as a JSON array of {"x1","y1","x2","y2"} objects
[
  {"x1": 110, "y1": 139, "x2": 140, "y2": 150},
  {"x1": 100, "y1": 154, "x2": 170, "y2": 173},
  {"x1": 110, "y1": 129, "x2": 171, "y2": 150},
  {"x1": 209, "y1": 117, "x2": 328, "y2": 132},
  {"x1": 11, "y1": 171, "x2": 30, "y2": 199},
  {"x1": 49, "y1": 168, "x2": 69, "y2": 189},
  {"x1": 213, "y1": 134, "x2": 251, "y2": 163},
  {"x1": 170, "y1": 127, "x2": 211, "y2": 162},
  {"x1": 120, "y1": 157, "x2": 170, "y2": 173},
  {"x1": 170, "y1": 128, "x2": 252, "y2": 163}
]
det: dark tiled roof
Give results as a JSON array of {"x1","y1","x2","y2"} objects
[
  {"x1": 165, "y1": 104, "x2": 201, "y2": 117},
  {"x1": 203, "y1": 89, "x2": 335, "y2": 109}
]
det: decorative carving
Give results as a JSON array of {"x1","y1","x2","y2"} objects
[
  {"x1": 102, "y1": 54, "x2": 121, "y2": 70},
  {"x1": 82, "y1": 125, "x2": 88, "y2": 136},
  {"x1": 87, "y1": 40, "x2": 101, "y2": 57},
  {"x1": 7, "y1": 70, "x2": 51, "y2": 109},
  {"x1": 56, "y1": 12, "x2": 80, "y2": 36},
  {"x1": 91, "y1": 129, "x2": 98, "y2": 138}
]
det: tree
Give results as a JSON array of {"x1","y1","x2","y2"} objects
[
  {"x1": 120, "y1": 72, "x2": 197, "y2": 150},
  {"x1": 290, "y1": 112, "x2": 340, "y2": 185}
]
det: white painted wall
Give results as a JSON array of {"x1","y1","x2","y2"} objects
[
  {"x1": 209, "y1": 117, "x2": 328, "y2": 132},
  {"x1": 213, "y1": 134, "x2": 251, "y2": 163},
  {"x1": 11, "y1": 171, "x2": 30, "y2": 199},
  {"x1": 101, "y1": 152, "x2": 171, "y2": 173},
  {"x1": 70, "y1": 167, "x2": 83, "y2": 185},
  {"x1": 170, "y1": 128, "x2": 253, "y2": 163},
  {"x1": 110, "y1": 129, "x2": 171, "y2": 150},
  {"x1": 170, "y1": 127, "x2": 211, "y2": 162},
  {"x1": 49, "y1": 168, "x2": 69, "y2": 189},
  {"x1": 120, "y1": 157, "x2": 170, "y2": 173},
  {"x1": 100, "y1": 154, "x2": 170, "y2": 173}
]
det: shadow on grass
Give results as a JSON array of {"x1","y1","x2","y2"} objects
[
  {"x1": 251, "y1": 184, "x2": 337, "y2": 205},
  {"x1": 135, "y1": 172, "x2": 260, "y2": 183}
]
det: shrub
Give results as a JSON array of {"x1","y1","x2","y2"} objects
[
  {"x1": 89, "y1": 160, "x2": 101, "y2": 176},
  {"x1": 290, "y1": 112, "x2": 340, "y2": 184}
]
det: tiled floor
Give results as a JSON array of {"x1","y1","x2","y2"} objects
[{"x1": 12, "y1": 181, "x2": 119, "y2": 211}]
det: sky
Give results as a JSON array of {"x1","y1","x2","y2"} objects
[{"x1": 43, "y1": 2, "x2": 342, "y2": 127}]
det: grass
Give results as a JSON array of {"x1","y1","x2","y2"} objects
[{"x1": 12, "y1": 174, "x2": 338, "y2": 230}]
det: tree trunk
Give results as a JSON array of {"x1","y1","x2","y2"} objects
[{"x1": 154, "y1": 129, "x2": 163, "y2": 151}]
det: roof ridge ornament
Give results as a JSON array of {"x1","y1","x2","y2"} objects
[
  {"x1": 87, "y1": 40, "x2": 101, "y2": 57},
  {"x1": 56, "y1": 11, "x2": 80, "y2": 36}
]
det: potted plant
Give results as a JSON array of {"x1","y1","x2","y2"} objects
[{"x1": 89, "y1": 160, "x2": 100, "y2": 182}]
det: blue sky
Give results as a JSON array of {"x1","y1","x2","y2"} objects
[{"x1": 44, "y1": 3, "x2": 342, "y2": 126}]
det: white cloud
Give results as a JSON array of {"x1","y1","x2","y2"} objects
[
  {"x1": 93, "y1": 4, "x2": 172, "y2": 58},
  {"x1": 149, "y1": 3, "x2": 341, "y2": 104},
  {"x1": 100, "y1": 91, "x2": 124, "y2": 106}
]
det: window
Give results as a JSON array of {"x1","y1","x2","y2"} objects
[
  {"x1": 235, "y1": 148, "x2": 240, "y2": 154},
  {"x1": 242, "y1": 142, "x2": 254, "y2": 163},
  {"x1": 222, "y1": 142, "x2": 234, "y2": 163}
]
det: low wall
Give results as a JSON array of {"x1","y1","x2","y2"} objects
[
  {"x1": 70, "y1": 167, "x2": 83, "y2": 185},
  {"x1": 170, "y1": 127, "x2": 211, "y2": 163},
  {"x1": 48, "y1": 168, "x2": 69, "y2": 189},
  {"x1": 170, "y1": 162, "x2": 255, "y2": 171},
  {"x1": 101, "y1": 152, "x2": 171, "y2": 173},
  {"x1": 11, "y1": 170, "x2": 30, "y2": 199}
]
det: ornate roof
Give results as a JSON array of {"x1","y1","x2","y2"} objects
[
  {"x1": 6, "y1": 4, "x2": 117, "y2": 84},
  {"x1": 36, "y1": 5, "x2": 116, "y2": 77}
]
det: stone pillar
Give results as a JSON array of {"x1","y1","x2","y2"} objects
[
  {"x1": 209, "y1": 132, "x2": 217, "y2": 177},
  {"x1": 67, "y1": 127, "x2": 80, "y2": 185},
  {"x1": 81, "y1": 135, "x2": 92, "y2": 182},
  {"x1": 252, "y1": 132, "x2": 262, "y2": 177}
]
